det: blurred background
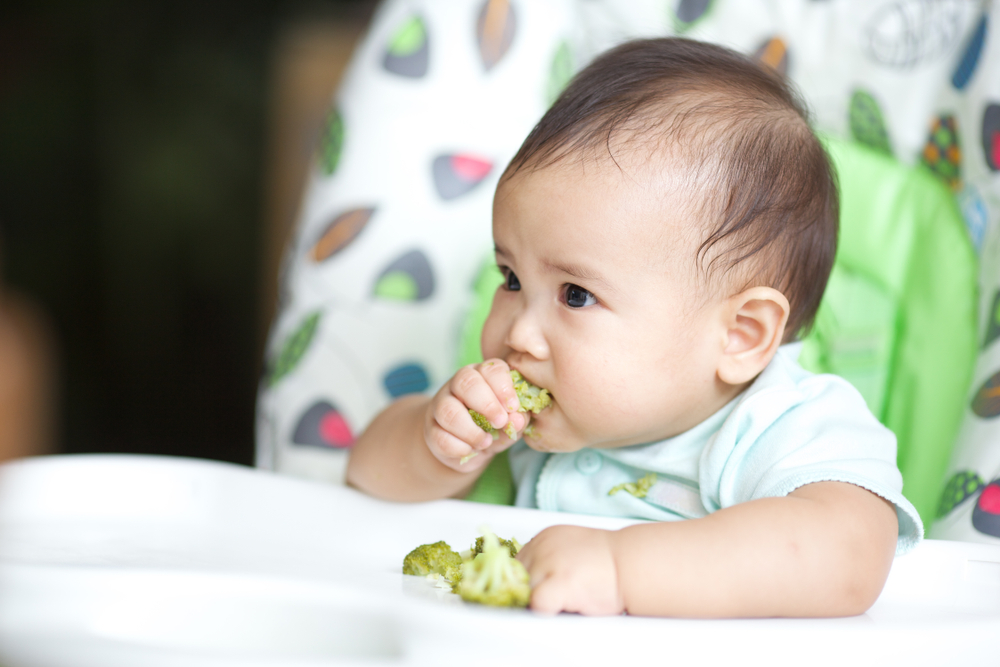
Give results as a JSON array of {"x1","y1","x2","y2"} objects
[{"x1": 0, "y1": 0, "x2": 376, "y2": 465}]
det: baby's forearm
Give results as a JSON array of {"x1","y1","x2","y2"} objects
[
  {"x1": 610, "y1": 482, "x2": 898, "y2": 617},
  {"x1": 345, "y1": 395, "x2": 480, "y2": 501}
]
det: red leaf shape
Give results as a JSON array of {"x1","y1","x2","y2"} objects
[
  {"x1": 451, "y1": 155, "x2": 492, "y2": 182},
  {"x1": 319, "y1": 411, "x2": 354, "y2": 448}
]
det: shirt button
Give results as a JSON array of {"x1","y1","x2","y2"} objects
[{"x1": 575, "y1": 450, "x2": 603, "y2": 475}]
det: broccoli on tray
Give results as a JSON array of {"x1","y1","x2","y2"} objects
[
  {"x1": 402, "y1": 530, "x2": 531, "y2": 608},
  {"x1": 456, "y1": 530, "x2": 531, "y2": 608},
  {"x1": 471, "y1": 534, "x2": 522, "y2": 558},
  {"x1": 402, "y1": 541, "x2": 464, "y2": 584}
]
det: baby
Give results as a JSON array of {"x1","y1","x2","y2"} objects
[{"x1": 347, "y1": 37, "x2": 922, "y2": 617}]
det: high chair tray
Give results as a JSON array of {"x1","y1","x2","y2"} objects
[{"x1": 1, "y1": 454, "x2": 997, "y2": 666}]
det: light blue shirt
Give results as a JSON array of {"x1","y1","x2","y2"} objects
[{"x1": 509, "y1": 345, "x2": 923, "y2": 554}]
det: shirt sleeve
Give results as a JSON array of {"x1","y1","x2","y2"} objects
[{"x1": 699, "y1": 351, "x2": 924, "y2": 554}]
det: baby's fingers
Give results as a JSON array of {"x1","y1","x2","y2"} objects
[
  {"x1": 430, "y1": 394, "x2": 494, "y2": 454},
  {"x1": 525, "y1": 575, "x2": 565, "y2": 616},
  {"x1": 477, "y1": 359, "x2": 521, "y2": 413},
  {"x1": 450, "y1": 364, "x2": 509, "y2": 432}
]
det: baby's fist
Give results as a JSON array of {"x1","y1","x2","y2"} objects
[
  {"x1": 423, "y1": 360, "x2": 528, "y2": 471},
  {"x1": 517, "y1": 526, "x2": 624, "y2": 616}
]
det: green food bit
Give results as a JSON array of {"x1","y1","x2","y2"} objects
[
  {"x1": 456, "y1": 530, "x2": 530, "y2": 608},
  {"x1": 510, "y1": 369, "x2": 552, "y2": 414},
  {"x1": 608, "y1": 473, "x2": 657, "y2": 499},
  {"x1": 468, "y1": 370, "x2": 551, "y2": 441},
  {"x1": 402, "y1": 541, "x2": 463, "y2": 584}
]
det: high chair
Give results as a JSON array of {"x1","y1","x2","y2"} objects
[{"x1": 2, "y1": 2, "x2": 999, "y2": 664}]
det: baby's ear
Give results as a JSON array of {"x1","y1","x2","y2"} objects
[{"x1": 717, "y1": 287, "x2": 789, "y2": 386}]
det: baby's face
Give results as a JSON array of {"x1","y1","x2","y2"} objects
[{"x1": 483, "y1": 155, "x2": 741, "y2": 453}]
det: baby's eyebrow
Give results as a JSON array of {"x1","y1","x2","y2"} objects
[{"x1": 542, "y1": 259, "x2": 618, "y2": 294}]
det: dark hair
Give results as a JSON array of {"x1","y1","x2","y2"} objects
[{"x1": 504, "y1": 38, "x2": 838, "y2": 340}]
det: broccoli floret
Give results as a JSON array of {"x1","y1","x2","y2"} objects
[
  {"x1": 456, "y1": 530, "x2": 531, "y2": 608},
  {"x1": 402, "y1": 541, "x2": 464, "y2": 584},
  {"x1": 469, "y1": 410, "x2": 494, "y2": 433},
  {"x1": 471, "y1": 534, "x2": 522, "y2": 558},
  {"x1": 608, "y1": 472, "x2": 657, "y2": 499},
  {"x1": 468, "y1": 370, "x2": 552, "y2": 442}
]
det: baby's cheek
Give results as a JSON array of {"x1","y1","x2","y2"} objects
[{"x1": 479, "y1": 306, "x2": 507, "y2": 359}]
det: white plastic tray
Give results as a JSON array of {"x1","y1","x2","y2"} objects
[{"x1": 1, "y1": 454, "x2": 998, "y2": 666}]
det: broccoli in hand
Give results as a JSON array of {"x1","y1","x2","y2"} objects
[{"x1": 468, "y1": 369, "x2": 552, "y2": 442}]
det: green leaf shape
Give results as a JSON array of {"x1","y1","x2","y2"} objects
[
  {"x1": 268, "y1": 311, "x2": 322, "y2": 387},
  {"x1": 388, "y1": 16, "x2": 426, "y2": 57},
  {"x1": 920, "y1": 115, "x2": 962, "y2": 191},
  {"x1": 936, "y1": 470, "x2": 985, "y2": 518},
  {"x1": 373, "y1": 271, "x2": 418, "y2": 301},
  {"x1": 546, "y1": 41, "x2": 573, "y2": 106},
  {"x1": 849, "y1": 90, "x2": 893, "y2": 156},
  {"x1": 318, "y1": 109, "x2": 344, "y2": 176}
]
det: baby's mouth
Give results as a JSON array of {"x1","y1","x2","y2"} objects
[{"x1": 508, "y1": 370, "x2": 554, "y2": 419}]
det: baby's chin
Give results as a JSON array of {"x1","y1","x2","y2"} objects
[{"x1": 521, "y1": 416, "x2": 588, "y2": 454}]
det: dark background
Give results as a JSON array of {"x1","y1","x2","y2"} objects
[{"x1": 0, "y1": 0, "x2": 373, "y2": 465}]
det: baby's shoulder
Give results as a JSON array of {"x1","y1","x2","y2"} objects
[
  {"x1": 723, "y1": 345, "x2": 894, "y2": 456},
  {"x1": 745, "y1": 344, "x2": 874, "y2": 415}
]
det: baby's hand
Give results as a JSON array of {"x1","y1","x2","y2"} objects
[
  {"x1": 517, "y1": 526, "x2": 624, "y2": 616},
  {"x1": 423, "y1": 359, "x2": 529, "y2": 472}
]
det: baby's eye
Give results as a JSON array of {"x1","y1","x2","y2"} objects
[
  {"x1": 502, "y1": 268, "x2": 521, "y2": 291},
  {"x1": 563, "y1": 284, "x2": 597, "y2": 308}
]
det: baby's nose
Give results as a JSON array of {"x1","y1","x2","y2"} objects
[{"x1": 505, "y1": 309, "x2": 549, "y2": 360}]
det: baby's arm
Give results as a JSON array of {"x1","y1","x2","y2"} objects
[
  {"x1": 346, "y1": 360, "x2": 528, "y2": 501},
  {"x1": 517, "y1": 481, "x2": 898, "y2": 617}
]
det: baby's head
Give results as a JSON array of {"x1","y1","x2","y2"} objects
[{"x1": 482, "y1": 38, "x2": 838, "y2": 453}]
